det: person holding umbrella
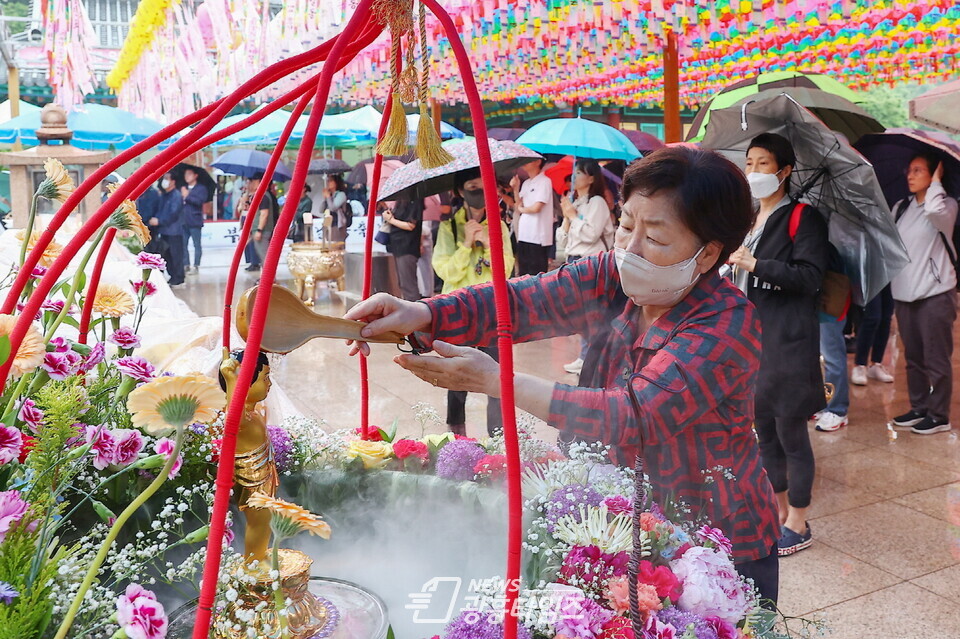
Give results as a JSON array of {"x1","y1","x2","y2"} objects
[
  {"x1": 728, "y1": 133, "x2": 829, "y2": 557},
  {"x1": 181, "y1": 167, "x2": 209, "y2": 274},
  {"x1": 346, "y1": 148, "x2": 781, "y2": 605},
  {"x1": 889, "y1": 155, "x2": 958, "y2": 435}
]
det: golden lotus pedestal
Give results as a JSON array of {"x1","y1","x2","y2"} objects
[
  {"x1": 215, "y1": 549, "x2": 338, "y2": 639},
  {"x1": 286, "y1": 242, "x2": 345, "y2": 307}
]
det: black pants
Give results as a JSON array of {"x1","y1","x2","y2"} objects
[
  {"x1": 854, "y1": 285, "x2": 894, "y2": 366},
  {"x1": 756, "y1": 415, "x2": 815, "y2": 509},
  {"x1": 736, "y1": 544, "x2": 779, "y2": 610},
  {"x1": 447, "y1": 344, "x2": 501, "y2": 435},
  {"x1": 516, "y1": 241, "x2": 550, "y2": 276},
  {"x1": 161, "y1": 233, "x2": 185, "y2": 285},
  {"x1": 895, "y1": 291, "x2": 957, "y2": 421}
]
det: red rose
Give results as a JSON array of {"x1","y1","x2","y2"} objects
[
  {"x1": 637, "y1": 560, "x2": 683, "y2": 601},
  {"x1": 355, "y1": 427, "x2": 384, "y2": 442},
  {"x1": 392, "y1": 439, "x2": 429, "y2": 461},
  {"x1": 19, "y1": 434, "x2": 37, "y2": 464}
]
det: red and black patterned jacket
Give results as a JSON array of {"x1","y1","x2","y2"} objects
[{"x1": 421, "y1": 251, "x2": 780, "y2": 562}]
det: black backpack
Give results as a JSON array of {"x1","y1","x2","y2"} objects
[{"x1": 895, "y1": 197, "x2": 960, "y2": 290}]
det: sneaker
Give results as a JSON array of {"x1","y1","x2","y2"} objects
[
  {"x1": 867, "y1": 363, "x2": 894, "y2": 383},
  {"x1": 911, "y1": 416, "x2": 952, "y2": 435},
  {"x1": 778, "y1": 523, "x2": 812, "y2": 556},
  {"x1": 892, "y1": 409, "x2": 926, "y2": 429},
  {"x1": 850, "y1": 365, "x2": 867, "y2": 386},
  {"x1": 245, "y1": 264, "x2": 261, "y2": 272},
  {"x1": 815, "y1": 412, "x2": 848, "y2": 432},
  {"x1": 563, "y1": 358, "x2": 583, "y2": 375}
]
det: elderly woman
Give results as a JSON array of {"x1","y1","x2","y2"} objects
[{"x1": 346, "y1": 147, "x2": 781, "y2": 604}]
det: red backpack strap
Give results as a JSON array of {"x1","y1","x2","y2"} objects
[{"x1": 788, "y1": 202, "x2": 806, "y2": 242}]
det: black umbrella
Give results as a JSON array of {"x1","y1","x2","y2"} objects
[
  {"x1": 171, "y1": 163, "x2": 216, "y2": 201},
  {"x1": 854, "y1": 128, "x2": 960, "y2": 207},
  {"x1": 308, "y1": 158, "x2": 352, "y2": 175}
]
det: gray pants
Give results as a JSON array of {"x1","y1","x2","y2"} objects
[
  {"x1": 895, "y1": 290, "x2": 957, "y2": 421},
  {"x1": 394, "y1": 254, "x2": 420, "y2": 302}
]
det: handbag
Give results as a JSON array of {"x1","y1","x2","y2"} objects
[{"x1": 374, "y1": 220, "x2": 392, "y2": 246}]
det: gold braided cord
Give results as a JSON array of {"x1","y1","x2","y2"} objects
[{"x1": 414, "y1": 1, "x2": 453, "y2": 168}]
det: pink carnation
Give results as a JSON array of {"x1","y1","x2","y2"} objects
[
  {"x1": 135, "y1": 252, "x2": 166, "y2": 271},
  {"x1": 115, "y1": 356, "x2": 155, "y2": 382},
  {"x1": 79, "y1": 342, "x2": 106, "y2": 373},
  {"x1": 644, "y1": 615, "x2": 677, "y2": 639},
  {"x1": 604, "y1": 495, "x2": 633, "y2": 516},
  {"x1": 29, "y1": 266, "x2": 47, "y2": 279},
  {"x1": 41, "y1": 351, "x2": 82, "y2": 380},
  {"x1": 606, "y1": 577, "x2": 661, "y2": 617},
  {"x1": 40, "y1": 299, "x2": 65, "y2": 314},
  {"x1": 697, "y1": 525, "x2": 733, "y2": 555},
  {"x1": 706, "y1": 616, "x2": 739, "y2": 639},
  {"x1": 84, "y1": 425, "x2": 117, "y2": 471},
  {"x1": 392, "y1": 439, "x2": 429, "y2": 461},
  {"x1": 153, "y1": 438, "x2": 183, "y2": 479},
  {"x1": 116, "y1": 583, "x2": 167, "y2": 639},
  {"x1": 17, "y1": 399, "x2": 44, "y2": 432},
  {"x1": 48, "y1": 337, "x2": 71, "y2": 352},
  {"x1": 109, "y1": 328, "x2": 142, "y2": 349},
  {"x1": 132, "y1": 280, "x2": 157, "y2": 297},
  {"x1": 0, "y1": 490, "x2": 29, "y2": 543},
  {"x1": 111, "y1": 429, "x2": 144, "y2": 467},
  {"x1": 0, "y1": 426, "x2": 23, "y2": 466}
]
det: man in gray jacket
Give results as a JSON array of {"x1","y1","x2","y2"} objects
[{"x1": 891, "y1": 154, "x2": 959, "y2": 435}]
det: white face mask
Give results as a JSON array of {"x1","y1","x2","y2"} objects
[
  {"x1": 160, "y1": 179, "x2": 171, "y2": 190},
  {"x1": 747, "y1": 170, "x2": 785, "y2": 199},
  {"x1": 615, "y1": 246, "x2": 705, "y2": 307}
]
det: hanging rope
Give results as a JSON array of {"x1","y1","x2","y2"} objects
[{"x1": 414, "y1": 1, "x2": 453, "y2": 168}]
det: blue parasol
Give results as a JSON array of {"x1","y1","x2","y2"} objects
[
  {"x1": 515, "y1": 117, "x2": 641, "y2": 161},
  {"x1": 210, "y1": 149, "x2": 293, "y2": 181},
  {"x1": 0, "y1": 103, "x2": 172, "y2": 150}
]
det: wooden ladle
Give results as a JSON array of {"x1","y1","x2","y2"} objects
[{"x1": 235, "y1": 285, "x2": 406, "y2": 354}]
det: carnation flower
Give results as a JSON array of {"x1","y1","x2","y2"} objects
[
  {"x1": 18, "y1": 434, "x2": 36, "y2": 464},
  {"x1": 17, "y1": 398, "x2": 44, "y2": 432},
  {"x1": 109, "y1": 328, "x2": 142, "y2": 350},
  {"x1": 246, "y1": 492, "x2": 332, "y2": 540},
  {"x1": 92, "y1": 284, "x2": 136, "y2": 318},
  {"x1": 553, "y1": 586, "x2": 614, "y2": 639},
  {"x1": 132, "y1": 280, "x2": 158, "y2": 297},
  {"x1": 598, "y1": 616, "x2": 634, "y2": 639},
  {"x1": 111, "y1": 429, "x2": 144, "y2": 467},
  {"x1": 38, "y1": 158, "x2": 75, "y2": 202},
  {"x1": 545, "y1": 484, "x2": 605, "y2": 532},
  {"x1": 670, "y1": 547, "x2": 751, "y2": 624},
  {"x1": 559, "y1": 545, "x2": 629, "y2": 598},
  {"x1": 0, "y1": 314, "x2": 46, "y2": 378},
  {"x1": 115, "y1": 356, "x2": 156, "y2": 382},
  {"x1": 705, "y1": 616, "x2": 738, "y2": 639},
  {"x1": 606, "y1": 577, "x2": 661, "y2": 617},
  {"x1": 445, "y1": 609, "x2": 533, "y2": 639},
  {"x1": 41, "y1": 350, "x2": 82, "y2": 380},
  {"x1": 29, "y1": 265, "x2": 47, "y2": 279},
  {"x1": 0, "y1": 426, "x2": 23, "y2": 465},
  {"x1": 604, "y1": 496, "x2": 633, "y2": 516},
  {"x1": 0, "y1": 581, "x2": 18, "y2": 605},
  {"x1": 267, "y1": 425, "x2": 295, "y2": 473},
  {"x1": 40, "y1": 299, "x2": 65, "y2": 314},
  {"x1": 696, "y1": 526, "x2": 733, "y2": 555},
  {"x1": 85, "y1": 425, "x2": 117, "y2": 471},
  {"x1": 153, "y1": 438, "x2": 183, "y2": 479},
  {"x1": 79, "y1": 341, "x2": 105, "y2": 372},
  {"x1": 474, "y1": 453, "x2": 508, "y2": 480},
  {"x1": 135, "y1": 252, "x2": 166, "y2": 270},
  {"x1": 435, "y1": 439, "x2": 487, "y2": 481},
  {"x1": 644, "y1": 615, "x2": 677, "y2": 639},
  {"x1": 127, "y1": 374, "x2": 225, "y2": 436},
  {"x1": 354, "y1": 426, "x2": 383, "y2": 441},
  {"x1": 0, "y1": 490, "x2": 29, "y2": 543},
  {"x1": 48, "y1": 336, "x2": 71, "y2": 352},
  {"x1": 15, "y1": 230, "x2": 63, "y2": 267},
  {"x1": 116, "y1": 583, "x2": 167, "y2": 639},
  {"x1": 393, "y1": 438, "x2": 429, "y2": 462},
  {"x1": 637, "y1": 560, "x2": 683, "y2": 602}
]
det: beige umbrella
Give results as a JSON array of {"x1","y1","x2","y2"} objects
[{"x1": 909, "y1": 78, "x2": 960, "y2": 135}]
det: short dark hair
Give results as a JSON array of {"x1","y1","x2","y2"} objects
[
  {"x1": 454, "y1": 168, "x2": 482, "y2": 194},
  {"x1": 747, "y1": 132, "x2": 797, "y2": 191},
  {"x1": 218, "y1": 349, "x2": 270, "y2": 392},
  {"x1": 575, "y1": 159, "x2": 606, "y2": 200},
  {"x1": 909, "y1": 152, "x2": 940, "y2": 176},
  {"x1": 621, "y1": 147, "x2": 754, "y2": 269}
]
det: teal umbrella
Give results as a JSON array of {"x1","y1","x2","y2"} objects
[
  {"x1": 206, "y1": 104, "x2": 373, "y2": 147},
  {"x1": 0, "y1": 103, "x2": 172, "y2": 150},
  {"x1": 514, "y1": 117, "x2": 641, "y2": 161}
]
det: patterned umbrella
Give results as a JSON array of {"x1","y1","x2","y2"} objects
[
  {"x1": 703, "y1": 93, "x2": 908, "y2": 304},
  {"x1": 855, "y1": 128, "x2": 960, "y2": 207},
  {"x1": 379, "y1": 138, "x2": 542, "y2": 202},
  {"x1": 909, "y1": 79, "x2": 960, "y2": 135},
  {"x1": 688, "y1": 72, "x2": 882, "y2": 144}
]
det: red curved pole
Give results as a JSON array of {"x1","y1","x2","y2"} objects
[
  {"x1": 192, "y1": 3, "x2": 379, "y2": 636},
  {"x1": 0, "y1": 17, "x2": 383, "y2": 391},
  {"x1": 1, "y1": 17, "x2": 381, "y2": 316},
  {"x1": 77, "y1": 227, "x2": 118, "y2": 345},
  {"x1": 358, "y1": 91, "x2": 395, "y2": 440},
  {"x1": 422, "y1": 2, "x2": 522, "y2": 637},
  {"x1": 222, "y1": 88, "x2": 316, "y2": 349}
]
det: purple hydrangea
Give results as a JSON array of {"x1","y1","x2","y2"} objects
[
  {"x1": 435, "y1": 440, "x2": 487, "y2": 481},
  {"x1": 553, "y1": 589, "x2": 614, "y2": 639},
  {"x1": 545, "y1": 484, "x2": 605, "y2": 532},
  {"x1": 267, "y1": 425, "x2": 295, "y2": 473},
  {"x1": 657, "y1": 608, "x2": 719, "y2": 639},
  {"x1": 445, "y1": 610, "x2": 532, "y2": 639}
]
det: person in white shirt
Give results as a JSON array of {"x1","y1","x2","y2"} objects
[
  {"x1": 889, "y1": 154, "x2": 959, "y2": 435},
  {"x1": 510, "y1": 159, "x2": 554, "y2": 275}
]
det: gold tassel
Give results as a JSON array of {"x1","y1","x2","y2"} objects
[
  {"x1": 412, "y1": 1, "x2": 453, "y2": 168},
  {"x1": 377, "y1": 92, "x2": 410, "y2": 156},
  {"x1": 416, "y1": 102, "x2": 453, "y2": 168}
]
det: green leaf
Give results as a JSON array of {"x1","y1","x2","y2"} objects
[
  {"x1": 0, "y1": 335, "x2": 10, "y2": 367},
  {"x1": 386, "y1": 626, "x2": 395, "y2": 639}
]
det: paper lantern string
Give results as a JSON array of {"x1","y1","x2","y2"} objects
[{"x1": 415, "y1": 1, "x2": 454, "y2": 168}]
